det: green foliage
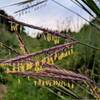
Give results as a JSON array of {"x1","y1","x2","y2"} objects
[{"x1": 0, "y1": 16, "x2": 100, "y2": 99}]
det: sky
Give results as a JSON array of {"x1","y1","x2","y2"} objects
[{"x1": 0, "y1": 0, "x2": 92, "y2": 37}]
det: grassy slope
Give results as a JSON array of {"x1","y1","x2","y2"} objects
[
  {"x1": 0, "y1": 25, "x2": 63, "y2": 100},
  {"x1": 0, "y1": 19, "x2": 100, "y2": 99}
]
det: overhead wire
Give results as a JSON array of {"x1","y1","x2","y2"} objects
[
  {"x1": 0, "y1": 1, "x2": 99, "y2": 98},
  {"x1": 0, "y1": 0, "x2": 99, "y2": 28},
  {"x1": 70, "y1": 0, "x2": 95, "y2": 18},
  {"x1": 70, "y1": 0, "x2": 100, "y2": 22},
  {"x1": 0, "y1": 0, "x2": 99, "y2": 30},
  {"x1": 51, "y1": 0, "x2": 100, "y2": 32},
  {"x1": 14, "y1": 0, "x2": 48, "y2": 14}
]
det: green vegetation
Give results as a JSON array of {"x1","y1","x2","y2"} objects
[{"x1": 0, "y1": 9, "x2": 100, "y2": 100}]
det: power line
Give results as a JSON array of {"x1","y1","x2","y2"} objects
[
  {"x1": 70, "y1": 0, "x2": 100, "y2": 23},
  {"x1": 51, "y1": 0, "x2": 100, "y2": 32},
  {"x1": 51, "y1": 0, "x2": 100, "y2": 50},
  {"x1": 70, "y1": 0, "x2": 95, "y2": 18}
]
